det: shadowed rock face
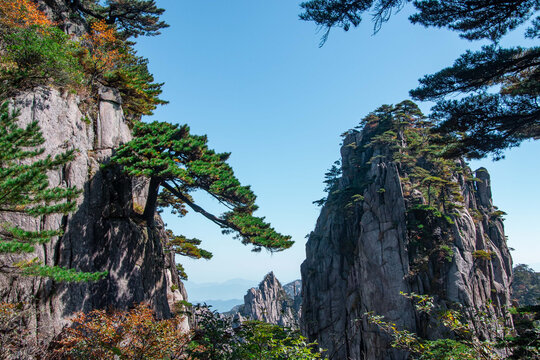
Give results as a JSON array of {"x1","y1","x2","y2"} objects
[
  {"x1": 229, "y1": 272, "x2": 302, "y2": 329},
  {"x1": 0, "y1": 88, "x2": 187, "y2": 345},
  {"x1": 301, "y1": 125, "x2": 513, "y2": 359}
]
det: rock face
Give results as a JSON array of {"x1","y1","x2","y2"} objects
[
  {"x1": 0, "y1": 87, "x2": 187, "y2": 346},
  {"x1": 301, "y1": 105, "x2": 513, "y2": 359},
  {"x1": 230, "y1": 272, "x2": 301, "y2": 329}
]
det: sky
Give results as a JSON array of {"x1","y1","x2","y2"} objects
[{"x1": 134, "y1": 0, "x2": 540, "y2": 288}]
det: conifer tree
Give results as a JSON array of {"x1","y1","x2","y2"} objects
[
  {"x1": 110, "y1": 121, "x2": 293, "y2": 256},
  {"x1": 65, "y1": 0, "x2": 168, "y2": 38},
  {"x1": 299, "y1": 0, "x2": 540, "y2": 159},
  {"x1": 0, "y1": 102, "x2": 106, "y2": 282}
]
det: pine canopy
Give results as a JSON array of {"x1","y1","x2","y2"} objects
[
  {"x1": 66, "y1": 0, "x2": 169, "y2": 38},
  {"x1": 110, "y1": 121, "x2": 293, "y2": 253},
  {"x1": 299, "y1": 0, "x2": 540, "y2": 159}
]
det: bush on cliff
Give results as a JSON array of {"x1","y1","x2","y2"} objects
[{"x1": 0, "y1": 0, "x2": 166, "y2": 119}]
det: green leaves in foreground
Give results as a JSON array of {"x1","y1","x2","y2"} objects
[
  {"x1": 188, "y1": 307, "x2": 324, "y2": 360},
  {"x1": 18, "y1": 260, "x2": 107, "y2": 283},
  {"x1": 110, "y1": 121, "x2": 293, "y2": 255}
]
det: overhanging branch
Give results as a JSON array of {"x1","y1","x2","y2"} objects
[{"x1": 162, "y1": 182, "x2": 231, "y2": 229}]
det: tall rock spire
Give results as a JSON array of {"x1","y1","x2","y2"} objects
[{"x1": 301, "y1": 102, "x2": 513, "y2": 359}]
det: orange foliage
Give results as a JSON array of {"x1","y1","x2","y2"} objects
[
  {"x1": 82, "y1": 20, "x2": 127, "y2": 77},
  {"x1": 56, "y1": 303, "x2": 189, "y2": 359},
  {"x1": 0, "y1": 0, "x2": 53, "y2": 28}
]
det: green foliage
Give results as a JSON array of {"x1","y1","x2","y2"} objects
[
  {"x1": 19, "y1": 261, "x2": 108, "y2": 282},
  {"x1": 313, "y1": 160, "x2": 342, "y2": 206},
  {"x1": 0, "y1": 25, "x2": 85, "y2": 98},
  {"x1": 406, "y1": 204, "x2": 455, "y2": 278},
  {"x1": 512, "y1": 264, "x2": 540, "y2": 306},
  {"x1": 110, "y1": 121, "x2": 292, "y2": 278},
  {"x1": 165, "y1": 229, "x2": 212, "y2": 280},
  {"x1": 188, "y1": 306, "x2": 238, "y2": 359},
  {"x1": 410, "y1": 205, "x2": 454, "y2": 225},
  {"x1": 0, "y1": 102, "x2": 105, "y2": 282},
  {"x1": 353, "y1": 101, "x2": 463, "y2": 214},
  {"x1": 234, "y1": 321, "x2": 323, "y2": 359},
  {"x1": 439, "y1": 244, "x2": 454, "y2": 262},
  {"x1": 165, "y1": 230, "x2": 213, "y2": 261},
  {"x1": 411, "y1": 45, "x2": 540, "y2": 159},
  {"x1": 472, "y1": 250, "x2": 494, "y2": 261},
  {"x1": 300, "y1": 0, "x2": 538, "y2": 43},
  {"x1": 103, "y1": 51, "x2": 168, "y2": 118},
  {"x1": 409, "y1": 1, "x2": 539, "y2": 41},
  {"x1": 490, "y1": 209, "x2": 507, "y2": 220},
  {"x1": 366, "y1": 292, "x2": 508, "y2": 360},
  {"x1": 176, "y1": 263, "x2": 188, "y2": 281},
  {"x1": 502, "y1": 304, "x2": 540, "y2": 359},
  {"x1": 299, "y1": 0, "x2": 407, "y2": 44},
  {"x1": 0, "y1": 1, "x2": 166, "y2": 120},
  {"x1": 68, "y1": 0, "x2": 169, "y2": 39},
  {"x1": 188, "y1": 307, "x2": 324, "y2": 360},
  {"x1": 299, "y1": 0, "x2": 540, "y2": 158},
  {"x1": 417, "y1": 339, "x2": 477, "y2": 360}
]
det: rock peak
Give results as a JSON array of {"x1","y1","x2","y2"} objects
[
  {"x1": 301, "y1": 105, "x2": 513, "y2": 359},
  {"x1": 261, "y1": 271, "x2": 278, "y2": 284},
  {"x1": 228, "y1": 274, "x2": 302, "y2": 329}
]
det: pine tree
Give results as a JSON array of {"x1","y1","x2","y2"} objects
[
  {"x1": 299, "y1": 0, "x2": 540, "y2": 159},
  {"x1": 65, "y1": 0, "x2": 169, "y2": 38},
  {"x1": 109, "y1": 121, "x2": 293, "y2": 261},
  {"x1": 0, "y1": 102, "x2": 106, "y2": 282}
]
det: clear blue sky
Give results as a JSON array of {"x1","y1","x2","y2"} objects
[{"x1": 135, "y1": 0, "x2": 540, "y2": 286}]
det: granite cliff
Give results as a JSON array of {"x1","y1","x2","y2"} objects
[
  {"x1": 0, "y1": 87, "x2": 187, "y2": 345},
  {"x1": 229, "y1": 272, "x2": 302, "y2": 329},
  {"x1": 301, "y1": 102, "x2": 513, "y2": 359}
]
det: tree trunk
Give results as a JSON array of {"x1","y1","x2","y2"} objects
[{"x1": 143, "y1": 177, "x2": 160, "y2": 226}]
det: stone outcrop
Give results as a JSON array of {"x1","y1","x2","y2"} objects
[
  {"x1": 301, "y1": 109, "x2": 513, "y2": 359},
  {"x1": 0, "y1": 87, "x2": 188, "y2": 346},
  {"x1": 229, "y1": 272, "x2": 302, "y2": 329}
]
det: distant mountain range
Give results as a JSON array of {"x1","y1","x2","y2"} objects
[
  {"x1": 184, "y1": 278, "x2": 259, "y2": 310},
  {"x1": 184, "y1": 277, "x2": 302, "y2": 313}
]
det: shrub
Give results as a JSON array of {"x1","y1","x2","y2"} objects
[
  {"x1": 0, "y1": 0, "x2": 85, "y2": 97},
  {"x1": 366, "y1": 292, "x2": 508, "y2": 360},
  {"x1": 55, "y1": 303, "x2": 189, "y2": 359},
  {"x1": 438, "y1": 244, "x2": 454, "y2": 262},
  {"x1": 80, "y1": 20, "x2": 166, "y2": 119},
  {"x1": 0, "y1": 2, "x2": 165, "y2": 120},
  {"x1": 472, "y1": 250, "x2": 494, "y2": 261},
  {"x1": 0, "y1": 0, "x2": 53, "y2": 29},
  {"x1": 0, "y1": 26, "x2": 85, "y2": 97},
  {"x1": 234, "y1": 321, "x2": 324, "y2": 359},
  {"x1": 188, "y1": 306, "x2": 325, "y2": 360}
]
